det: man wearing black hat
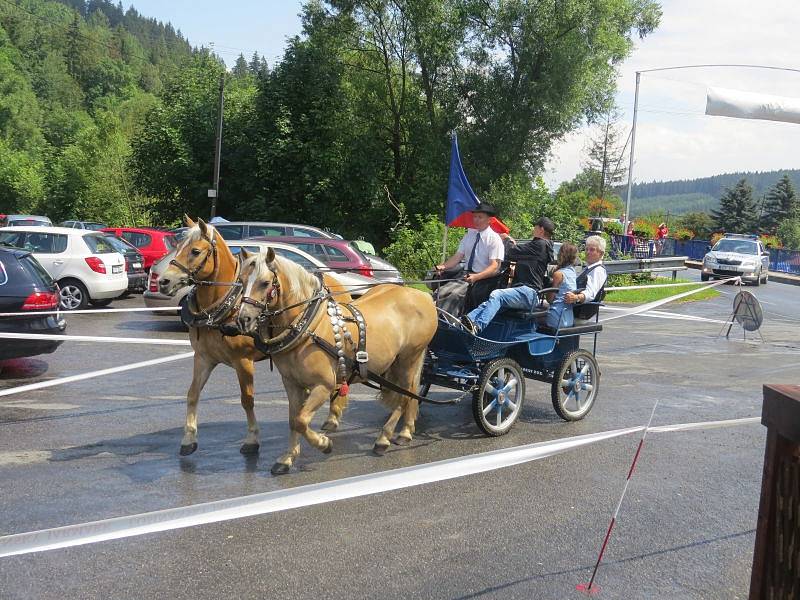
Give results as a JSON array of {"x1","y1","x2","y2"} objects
[
  {"x1": 434, "y1": 203, "x2": 505, "y2": 315},
  {"x1": 462, "y1": 217, "x2": 555, "y2": 334}
]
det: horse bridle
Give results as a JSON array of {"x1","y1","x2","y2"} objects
[
  {"x1": 169, "y1": 229, "x2": 226, "y2": 287},
  {"x1": 240, "y1": 264, "x2": 284, "y2": 321}
]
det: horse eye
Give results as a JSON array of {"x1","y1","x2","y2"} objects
[{"x1": 191, "y1": 248, "x2": 201, "y2": 256}]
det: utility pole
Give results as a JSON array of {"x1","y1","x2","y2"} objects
[{"x1": 209, "y1": 74, "x2": 225, "y2": 219}]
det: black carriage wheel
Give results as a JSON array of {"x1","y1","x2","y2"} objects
[
  {"x1": 472, "y1": 357, "x2": 525, "y2": 437},
  {"x1": 551, "y1": 349, "x2": 599, "y2": 421},
  {"x1": 418, "y1": 381, "x2": 431, "y2": 398}
]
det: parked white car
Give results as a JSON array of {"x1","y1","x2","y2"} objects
[{"x1": 0, "y1": 226, "x2": 127, "y2": 310}]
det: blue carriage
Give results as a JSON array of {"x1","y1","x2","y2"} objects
[{"x1": 420, "y1": 296, "x2": 602, "y2": 436}]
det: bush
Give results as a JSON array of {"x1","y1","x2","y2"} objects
[
  {"x1": 604, "y1": 220, "x2": 623, "y2": 235},
  {"x1": 673, "y1": 228, "x2": 694, "y2": 240},
  {"x1": 776, "y1": 219, "x2": 800, "y2": 250},
  {"x1": 759, "y1": 233, "x2": 782, "y2": 249},
  {"x1": 710, "y1": 232, "x2": 725, "y2": 246},
  {"x1": 383, "y1": 214, "x2": 460, "y2": 279},
  {"x1": 633, "y1": 220, "x2": 657, "y2": 239}
]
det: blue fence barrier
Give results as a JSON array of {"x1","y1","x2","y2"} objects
[{"x1": 606, "y1": 234, "x2": 800, "y2": 275}]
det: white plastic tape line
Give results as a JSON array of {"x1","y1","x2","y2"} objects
[
  {"x1": 606, "y1": 281, "x2": 713, "y2": 291},
  {"x1": 0, "y1": 332, "x2": 191, "y2": 346},
  {"x1": 650, "y1": 416, "x2": 760, "y2": 433},
  {"x1": 600, "y1": 277, "x2": 738, "y2": 323},
  {"x1": 601, "y1": 306, "x2": 729, "y2": 325},
  {"x1": 0, "y1": 306, "x2": 180, "y2": 318},
  {"x1": 0, "y1": 426, "x2": 644, "y2": 558},
  {"x1": 0, "y1": 352, "x2": 195, "y2": 398}
]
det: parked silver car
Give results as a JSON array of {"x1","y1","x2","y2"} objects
[{"x1": 701, "y1": 234, "x2": 769, "y2": 285}]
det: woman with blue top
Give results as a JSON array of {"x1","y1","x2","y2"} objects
[{"x1": 543, "y1": 243, "x2": 578, "y2": 330}]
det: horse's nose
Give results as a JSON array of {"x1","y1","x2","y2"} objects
[{"x1": 238, "y1": 313, "x2": 253, "y2": 331}]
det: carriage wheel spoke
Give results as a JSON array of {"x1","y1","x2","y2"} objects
[
  {"x1": 483, "y1": 400, "x2": 497, "y2": 416},
  {"x1": 501, "y1": 377, "x2": 518, "y2": 395},
  {"x1": 505, "y1": 399, "x2": 518, "y2": 413},
  {"x1": 496, "y1": 404, "x2": 503, "y2": 426},
  {"x1": 484, "y1": 383, "x2": 498, "y2": 397}
]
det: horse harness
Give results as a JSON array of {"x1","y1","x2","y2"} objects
[
  {"x1": 172, "y1": 228, "x2": 245, "y2": 330},
  {"x1": 243, "y1": 274, "x2": 431, "y2": 404}
]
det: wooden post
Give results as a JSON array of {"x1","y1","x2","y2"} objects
[{"x1": 750, "y1": 384, "x2": 800, "y2": 599}]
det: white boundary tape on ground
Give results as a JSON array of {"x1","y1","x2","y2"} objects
[
  {"x1": 0, "y1": 415, "x2": 761, "y2": 558},
  {"x1": 0, "y1": 332, "x2": 191, "y2": 346},
  {"x1": 600, "y1": 277, "x2": 738, "y2": 323},
  {"x1": 0, "y1": 306, "x2": 180, "y2": 318},
  {"x1": 0, "y1": 351, "x2": 194, "y2": 398},
  {"x1": 601, "y1": 306, "x2": 730, "y2": 325},
  {"x1": 605, "y1": 281, "x2": 715, "y2": 291}
]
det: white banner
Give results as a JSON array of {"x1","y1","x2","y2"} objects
[{"x1": 706, "y1": 86, "x2": 800, "y2": 125}]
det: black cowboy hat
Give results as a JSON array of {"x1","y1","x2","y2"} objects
[{"x1": 471, "y1": 202, "x2": 498, "y2": 217}]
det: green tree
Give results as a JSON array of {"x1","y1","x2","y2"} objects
[
  {"x1": 582, "y1": 107, "x2": 628, "y2": 201},
  {"x1": 232, "y1": 53, "x2": 249, "y2": 77},
  {"x1": 776, "y1": 219, "x2": 800, "y2": 250},
  {"x1": 712, "y1": 178, "x2": 758, "y2": 233},
  {"x1": 762, "y1": 174, "x2": 799, "y2": 232},
  {"x1": 676, "y1": 211, "x2": 715, "y2": 239}
]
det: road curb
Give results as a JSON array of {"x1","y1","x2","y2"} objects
[{"x1": 685, "y1": 260, "x2": 800, "y2": 286}]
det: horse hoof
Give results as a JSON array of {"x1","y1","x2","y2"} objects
[
  {"x1": 271, "y1": 462, "x2": 291, "y2": 476},
  {"x1": 179, "y1": 443, "x2": 198, "y2": 456},
  {"x1": 393, "y1": 436, "x2": 412, "y2": 446},
  {"x1": 322, "y1": 438, "x2": 333, "y2": 454},
  {"x1": 321, "y1": 421, "x2": 338, "y2": 432},
  {"x1": 373, "y1": 443, "x2": 389, "y2": 456},
  {"x1": 239, "y1": 443, "x2": 260, "y2": 455}
]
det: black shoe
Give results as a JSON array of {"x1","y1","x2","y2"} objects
[{"x1": 461, "y1": 315, "x2": 477, "y2": 335}]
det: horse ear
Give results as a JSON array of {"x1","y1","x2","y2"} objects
[
  {"x1": 266, "y1": 247, "x2": 275, "y2": 263},
  {"x1": 239, "y1": 248, "x2": 250, "y2": 261},
  {"x1": 198, "y1": 218, "x2": 208, "y2": 235},
  {"x1": 184, "y1": 214, "x2": 196, "y2": 227}
]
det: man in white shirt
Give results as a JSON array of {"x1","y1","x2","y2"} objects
[{"x1": 435, "y1": 203, "x2": 505, "y2": 315}]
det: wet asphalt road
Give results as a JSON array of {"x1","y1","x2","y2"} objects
[{"x1": 0, "y1": 280, "x2": 798, "y2": 600}]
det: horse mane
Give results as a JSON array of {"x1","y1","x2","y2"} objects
[{"x1": 270, "y1": 254, "x2": 321, "y2": 306}]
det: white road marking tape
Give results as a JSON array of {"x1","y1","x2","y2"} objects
[
  {"x1": 0, "y1": 416, "x2": 761, "y2": 558},
  {"x1": 0, "y1": 401, "x2": 79, "y2": 410},
  {"x1": 601, "y1": 278, "x2": 737, "y2": 323},
  {"x1": 600, "y1": 306, "x2": 729, "y2": 325},
  {"x1": 649, "y1": 416, "x2": 760, "y2": 433},
  {"x1": 0, "y1": 306, "x2": 179, "y2": 318},
  {"x1": 0, "y1": 450, "x2": 52, "y2": 467},
  {"x1": 606, "y1": 281, "x2": 710, "y2": 291},
  {"x1": 0, "y1": 332, "x2": 191, "y2": 346},
  {"x1": 0, "y1": 352, "x2": 194, "y2": 398}
]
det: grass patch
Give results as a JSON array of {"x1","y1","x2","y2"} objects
[{"x1": 605, "y1": 277, "x2": 720, "y2": 304}]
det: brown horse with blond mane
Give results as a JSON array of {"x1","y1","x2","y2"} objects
[
  {"x1": 158, "y1": 217, "x2": 352, "y2": 457},
  {"x1": 236, "y1": 246, "x2": 437, "y2": 475}
]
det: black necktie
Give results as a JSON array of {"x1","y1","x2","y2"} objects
[{"x1": 466, "y1": 232, "x2": 481, "y2": 272}]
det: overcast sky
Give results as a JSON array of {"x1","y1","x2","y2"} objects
[{"x1": 126, "y1": 0, "x2": 800, "y2": 188}]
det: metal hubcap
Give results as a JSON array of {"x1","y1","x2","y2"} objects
[
  {"x1": 482, "y1": 367, "x2": 521, "y2": 430},
  {"x1": 59, "y1": 286, "x2": 83, "y2": 310}
]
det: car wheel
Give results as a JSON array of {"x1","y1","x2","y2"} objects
[
  {"x1": 89, "y1": 298, "x2": 113, "y2": 307},
  {"x1": 752, "y1": 270, "x2": 761, "y2": 286},
  {"x1": 761, "y1": 270, "x2": 768, "y2": 284},
  {"x1": 58, "y1": 279, "x2": 89, "y2": 311},
  {"x1": 700, "y1": 273, "x2": 709, "y2": 282}
]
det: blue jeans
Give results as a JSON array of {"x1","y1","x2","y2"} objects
[{"x1": 466, "y1": 286, "x2": 539, "y2": 333}]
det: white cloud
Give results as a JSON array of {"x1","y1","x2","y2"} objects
[{"x1": 545, "y1": 0, "x2": 800, "y2": 189}]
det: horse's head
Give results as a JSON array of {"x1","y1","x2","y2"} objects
[
  {"x1": 237, "y1": 247, "x2": 281, "y2": 334},
  {"x1": 158, "y1": 215, "x2": 218, "y2": 296}
]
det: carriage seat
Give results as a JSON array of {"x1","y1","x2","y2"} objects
[{"x1": 536, "y1": 323, "x2": 603, "y2": 336}]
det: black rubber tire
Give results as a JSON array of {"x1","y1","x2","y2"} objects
[
  {"x1": 418, "y1": 381, "x2": 431, "y2": 398},
  {"x1": 58, "y1": 279, "x2": 89, "y2": 311},
  {"x1": 752, "y1": 271, "x2": 760, "y2": 287},
  {"x1": 700, "y1": 273, "x2": 709, "y2": 282},
  {"x1": 762, "y1": 271, "x2": 768, "y2": 284},
  {"x1": 472, "y1": 357, "x2": 525, "y2": 437},
  {"x1": 89, "y1": 298, "x2": 113, "y2": 307},
  {"x1": 551, "y1": 349, "x2": 599, "y2": 421}
]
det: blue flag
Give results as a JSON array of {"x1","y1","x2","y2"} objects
[{"x1": 446, "y1": 134, "x2": 480, "y2": 225}]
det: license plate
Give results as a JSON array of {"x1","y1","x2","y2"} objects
[
  {"x1": 132, "y1": 262, "x2": 141, "y2": 270},
  {"x1": 112, "y1": 264, "x2": 123, "y2": 274}
]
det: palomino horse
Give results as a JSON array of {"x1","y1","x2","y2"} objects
[
  {"x1": 236, "y1": 248, "x2": 437, "y2": 474},
  {"x1": 158, "y1": 217, "x2": 353, "y2": 456}
]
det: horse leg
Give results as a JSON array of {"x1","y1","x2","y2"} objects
[
  {"x1": 373, "y1": 401, "x2": 404, "y2": 456},
  {"x1": 234, "y1": 359, "x2": 260, "y2": 455},
  {"x1": 271, "y1": 386, "x2": 303, "y2": 475},
  {"x1": 322, "y1": 389, "x2": 349, "y2": 432},
  {"x1": 181, "y1": 355, "x2": 216, "y2": 455},
  {"x1": 294, "y1": 384, "x2": 335, "y2": 455},
  {"x1": 394, "y1": 352, "x2": 426, "y2": 445}
]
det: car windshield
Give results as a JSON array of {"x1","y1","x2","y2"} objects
[
  {"x1": 712, "y1": 239, "x2": 758, "y2": 254},
  {"x1": 84, "y1": 223, "x2": 107, "y2": 231},
  {"x1": 0, "y1": 231, "x2": 25, "y2": 248},
  {"x1": 9, "y1": 220, "x2": 49, "y2": 227},
  {"x1": 83, "y1": 234, "x2": 117, "y2": 254}
]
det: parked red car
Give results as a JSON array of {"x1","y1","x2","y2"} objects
[
  {"x1": 252, "y1": 236, "x2": 402, "y2": 283},
  {"x1": 101, "y1": 227, "x2": 177, "y2": 270}
]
